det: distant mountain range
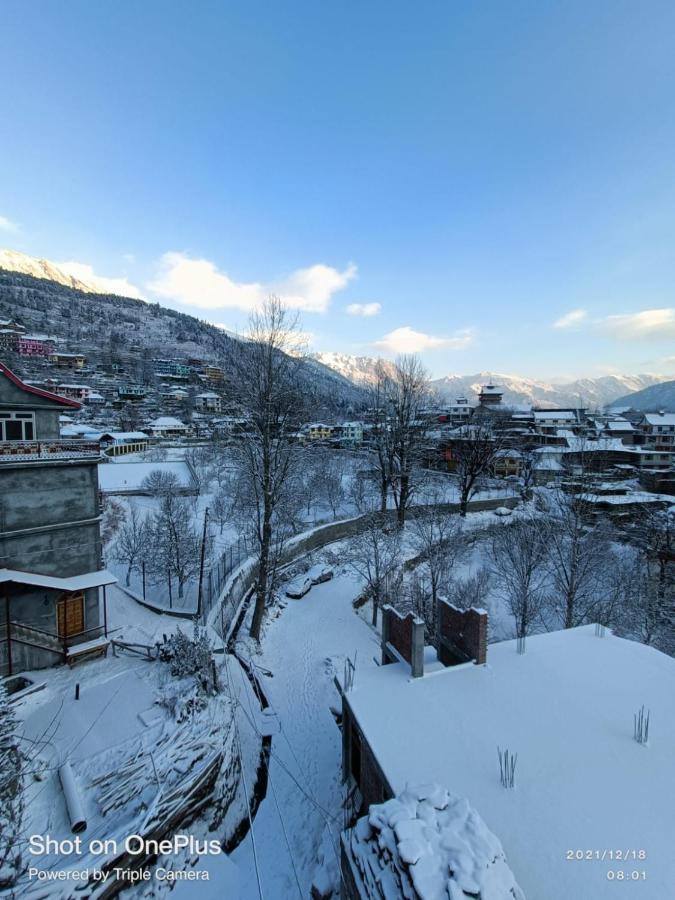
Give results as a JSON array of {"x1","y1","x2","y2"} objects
[
  {"x1": 2, "y1": 249, "x2": 673, "y2": 412},
  {"x1": 312, "y1": 351, "x2": 671, "y2": 410},
  {"x1": 611, "y1": 379, "x2": 675, "y2": 412}
]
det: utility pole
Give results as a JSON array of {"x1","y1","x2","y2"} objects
[{"x1": 196, "y1": 507, "x2": 209, "y2": 621}]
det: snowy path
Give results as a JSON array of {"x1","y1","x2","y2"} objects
[{"x1": 229, "y1": 571, "x2": 380, "y2": 899}]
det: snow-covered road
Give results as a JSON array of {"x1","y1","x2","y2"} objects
[{"x1": 228, "y1": 569, "x2": 380, "y2": 899}]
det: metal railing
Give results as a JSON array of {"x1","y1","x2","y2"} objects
[{"x1": 0, "y1": 439, "x2": 101, "y2": 462}]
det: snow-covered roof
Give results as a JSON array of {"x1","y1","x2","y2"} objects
[
  {"x1": 643, "y1": 413, "x2": 675, "y2": 426},
  {"x1": 345, "y1": 625, "x2": 675, "y2": 900},
  {"x1": 533, "y1": 409, "x2": 576, "y2": 420},
  {"x1": 604, "y1": 420, "x2": 634, "y2": 431},
  {"x1": 0, "y1": 568, "x2": 117, "y2": 591},
  {"x1": 147, "y1": 416, "x2": 188, "y2": 428},
  {"x1": 195, "y1": 391, "x2": 220, "y2": 399},
  {"x1": 86, "y1": 431, "x2": 148, "y2": 442}
]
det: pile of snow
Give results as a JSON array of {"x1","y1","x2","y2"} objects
[{"x1": 347, "y1": 784, "x2": 524, "y2": 900}]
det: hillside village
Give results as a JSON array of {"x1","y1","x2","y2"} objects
[{"x1": 0, "y1": 264, "x2": 674, "y2": 900}]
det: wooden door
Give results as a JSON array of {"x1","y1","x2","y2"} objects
[{"x1": 57, "y1": 592, "x2": 84, "y2": 638}]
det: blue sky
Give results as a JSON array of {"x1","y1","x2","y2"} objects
[{"x1": 2, "y1": 0, "x2": 675, "y2": 379}]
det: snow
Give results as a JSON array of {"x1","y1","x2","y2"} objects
[
  {"x1": 345, "y1": 626, "x2": 675, "y2": 900},
  {"x1": 97, "y1": 460, "x2": 195, "y2": 492},
  {"x1": 348, "y1": 784, "x2": 524, "y2": 900},
  {"x1": 228, "y1": 568, "x2": 381, "y2": 897},
  {"x1": 0, "y1": 567, "x2": 116, "y2": 590}
]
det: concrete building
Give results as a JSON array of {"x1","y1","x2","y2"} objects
[
  {"x1": 145, "y1": 416, "x2": 190, "y2": 438},
  {"x1": 16, "y1": 334, "x2": 54, "y2": 357},
  {"x1": 49, "y1": 352, "x2": 86, "y2": 369},
  {"x1": 337, "y1": 421, "x2": 363, "y2": 446},
  {"x1": 638, "y1": 412, "x2": 675, "y2": 450},
  {"x1": 194, "y1": 391, "x2": 222, "y2": 413},
  {"x1": 337, "y1": 607, "x2": 675, "y2": 900},
  {"x1": 0, "y1": 363, "x2": 115, "y2": 675}
]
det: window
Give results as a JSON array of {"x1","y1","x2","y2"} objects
[{"x1": 0, "y1": 410, "x2": 36, "y2": 441}]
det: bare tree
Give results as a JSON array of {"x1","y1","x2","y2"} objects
[
  {"x1": 347, "y1": 514, "x2": 401, "y2": 626},
  {"x1": 113, "y1": 502, "x2": 150, "y2": 586},
  {"x1": 410, "y1": 492, "x2": 464, "y2": 615},
  {"x1": 541, "y1": 490, "x2": 614, "y2": 629},
  {"x1": 150, "y1": 492, "x2": 202, "y2": 600},
  {"x1": 212, "y1": 487, "x2": 229, "y2": 536},
  {"x1": 368, "y1": 361, "x2": 396, "y2": 513},
  {"x1": 141, "y1": 469, "x2": 181, "y2": 497},
  {"x1": 452, "y1": 422, "x2": 501, "y2": 516},
  {"x1": 388, "y1": 355, "x2": 432, "y2": 526},
  {"x1": 446, "y1": 566, "x2": 492, "y2": 611},
  {"x1": 490, "y1": 516, "x2": 549, "y2": 638},
  {"x1": 318, "y1": 449, "x2": 348, "y2": 517},
  {"x1": 232, "y1": 296, "x2": 307, "y2": 640},
  {"x1": 100, "y1": 496, "x2": 126, "y2": 546}
]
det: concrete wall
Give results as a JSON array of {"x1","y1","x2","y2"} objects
[{"x1": 0, "y1": 460, "x2": 100, "y2": 535}]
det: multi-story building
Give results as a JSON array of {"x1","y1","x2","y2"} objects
[
  {"x1": 478, "y1": 383, "x2": 503, "y2": 405},
  {"x1": 337, "y1": 421, "x2": 363, "y2": 446},
  {"x1": 0, "y1": 363, "x2": 115, "y2": 674},
  {"x1": 16, "y1": 334, "x2": 55, "y2": 357},
  {"x1": 0, "y1": 318, "x2": 26, "y2": 352},
  {"x1": 49, "y1": 351, "x2": 86, "y2": 369},
  {"x1": 55, "y1": 383, "x2": 95, "y2": 402},
  {"x1": 153, "y1": 358, "x2": 191, "y2": 379},
  {"x1": 203, "y1": 365, "x2": 225, "y2": 384},
  {"x1": 305, "y1": 423, "x2": 335, "y2": 441},
  {"x1": 637, "y1": 412, "x2": 675, "y2": 450},
  {"x1": 117, "y1": 384, "x2": 147, "y2": 401},
  {"x1": 194, "y1": 391, "x2": 222, "y2": 413}
]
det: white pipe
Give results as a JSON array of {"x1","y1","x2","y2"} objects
[{"x1": 59, "y1": 762, "x2": 87, "y2": 834}]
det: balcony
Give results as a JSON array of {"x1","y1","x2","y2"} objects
[{"x1": 0, "y1": 439, "x2": 101, "y2": 463}]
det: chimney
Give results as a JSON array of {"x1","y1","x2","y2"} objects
[
  {"x1": 381, "y1": 605, "x2": 425, "y2": 678},
  {"x1": 437, "y1": 599, "x2": 488, "y2": 666}
]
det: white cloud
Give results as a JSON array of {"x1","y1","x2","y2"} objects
[
  {"x1": 0, "y1": 215, "x2": 19, "y2": 233},
  {"x1": 553, "y1": 309, "x2": 588, "y2": 328},
  {"x1": 599, "y1": 307, "x2": 675, "y2": 340},
  {"x1": 374, "y1": 326, "x2": 473, "y2": 354},
  {"x1": 57, "y1": 260, "x2": 145, "y2": 300},
  {"x1": 148, "y1": 252, "x2": 356, "y2": 314},
  {"x1": 346, "y1": 302, "x2": 381, "y2": 317}
]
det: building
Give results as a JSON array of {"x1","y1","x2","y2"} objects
[
  {"x1": 337, "y1": 421, "x2": 363, "y2": 446},
  {"x1": 49, "y1": 352, "x2": 86, "y2": 370},
  {"x1": 0, "y1": 318, "x2": 26, "y2": 351},
  {"x1": 478, "y1": 383, "x2": 503, "y2": 405},
  {"x1": 84, "y1": 431, "x2": 149, "y2": 457},
  {"x1": 338, "y1": 604, "x2": 675, "y2": 900},
  {"x1": 305, "y1": 423, "x2": 335, "y2": 441},
  {"x1": 532, "y1": 408, "x2": 583, "y2": 434},
  {"x1": 117, "y1": 384, "x2": 147, "y2": 401},
  {"x1": 202, "y1": 365, "x2": 225, "y2": 384},
  {"x1": 637, "y1": 412, "x2": 675, "y2": 450},
  {"x1": 16, "y1": 334, "x2": 54, "y2": 357},
  {"x1": 145, "y1": 416, "x2": 190, "y2": 438},
  {"x1": 439, "y1": 397, "x2": 473, "y2": 424},
  {"x1": 492, "y1": 447, "x2": 523, "y2": 477},
  {"x1": 194, "y1": 391, "x2": 222, "y2": 413},
  {"x1": 55, "y1": 383, "x2": 95, "y2": 402},
  {"x1": 0, "y1": 363, "x2": 115, "y2": 674},
  {"x1": 153, "y1": 358, "x2": 191, "y2": 379}
]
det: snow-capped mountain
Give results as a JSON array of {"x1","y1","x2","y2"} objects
[
  {"x1": 610, "y1": 379, "x2": 675, "y2": 412},
  {"x1": 312, "y1": 354, "x2": 672, "y2": 409},
  {"x1": 0, "y1": 248, "x2": 145, "y2": 299},
  {"x1": 0, "y1": 249, "x2": 97, "y2": 293},
  {"x1": 310, "y1": 352, "x2": 396, "y2": 385}
]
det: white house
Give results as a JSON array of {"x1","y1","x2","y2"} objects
[{"x1": 145, "y1": 416, "x2": 190, "y2": 438}]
